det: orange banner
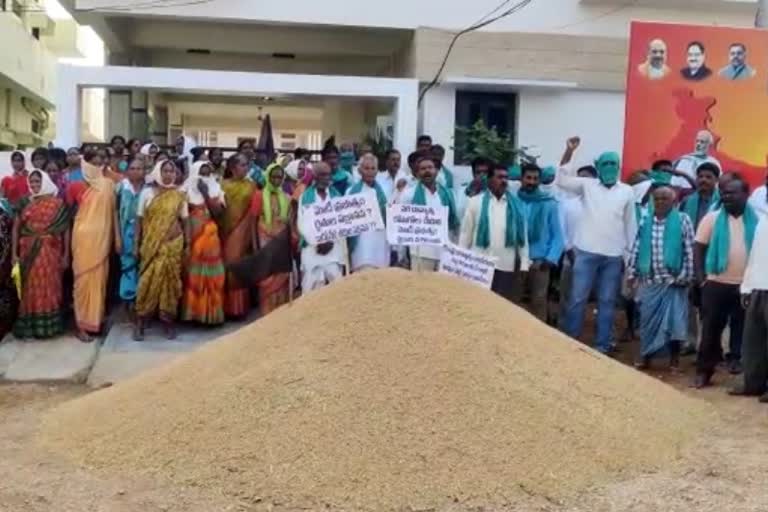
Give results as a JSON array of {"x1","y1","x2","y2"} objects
[{"x1": 624, "y1": 21, "x2": 768, "y2": 189}]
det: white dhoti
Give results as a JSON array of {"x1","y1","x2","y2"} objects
[{"x1": 301, "y1": 263, "x2": 344, "y2": 291}]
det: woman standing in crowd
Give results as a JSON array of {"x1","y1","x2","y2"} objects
[
  {"x1": 250, "y1": 163, "x2": 294, "y2": 314},
  {"x1": 12, "y1": 170, "x2": 70, "y2": 339},
  {"x1": 1, "y1": 152, "x2": 29, "y2": 207},
  {"x1": 70, "y1": 160, "x2": 115, "y2": 341},
  {"x1": 43, "y1": 159, "x2": 67, "y2": 200},
  {"x1": 31, "y1": 147, "x2": 48, "y2": 171},
  {"x1": 220, "y1": 153, "x2": 256, "y2": 318},
  {"x1": 140, "y1": 143, "x2": 159, "y2": 167},
  {"x1": 113, "y1": 157, "x2": 145, "y2": 314},
  {"x1": 181, "y1": 161, "x2": 226, "y2": 325},
  {"x1": 134, "y1": 161, "x2": 189, "y2": 340},
  {"x1": 65, "y1": 147, "x2": 83, "y2": 183},
  {"x1": 208, "y1": 147, "x2": 226, "y2": 180},
  {"x1": 175, "y1": 135, "x2": 197, "y2": 180},
  {"x1": 0, "y1": 191, "x2": 18, "y2": 340}
]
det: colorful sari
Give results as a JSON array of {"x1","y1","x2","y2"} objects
[
  {"x1": 220, "y1": 177, "x2": 256, "y2": 317},
  {"x1": 135, "y1": 190, "x2": 186, "y2": 321},
  {"x1": 250, "y1": 165, "x2": 294, "y2": 315},
  {"x1": 14, "y1": 195, "x2": 69, "y2": 338},
  {"x1": 115, "y1": 179, "x2": 143, "y2": 302},
  {"x1": 72, "y1": 162, "x2": 115, "y2": 334},
  {"x1": 0, "y1": 200, "x2": 19, "y2": 339},
  {"x1": 181, "y1": 162, "x2": 225, "y2": 324}
]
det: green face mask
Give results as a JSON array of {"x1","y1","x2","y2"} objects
[{"x1": 596, "y1": 152, "x2": 620, "y2": 186}]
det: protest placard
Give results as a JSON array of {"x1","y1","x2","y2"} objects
[
  {"x1": 303, "y1": 193, "x2": 384, "y2": 245},
  {"x1": 386, "y1": 203, "x2": 448, "y2": 247},
  {"x1": 438, "y1": 243, "x2": 497, "y2": 290}
]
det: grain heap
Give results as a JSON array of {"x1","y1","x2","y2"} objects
[{"x1": 42, "y1": 269, "x2": 708, "y2": 510}]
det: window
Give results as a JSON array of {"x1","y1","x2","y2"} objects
[{"x1": 454, "y1": 90, "x2": 517, "y2": 165}]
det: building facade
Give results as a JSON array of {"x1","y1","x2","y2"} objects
[{"x1": 60, "y1": 0, "x2": 757, "y2": 172}]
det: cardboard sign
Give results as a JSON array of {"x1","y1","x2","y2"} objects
[
  {"x1": 303, "y1": 192, "x2": 384, "y2": 245},
  {"x1": 386, "y1": 203, "x2": 448, "y2": 247},
  {"x1": 438, "y1": 243, "x2": 496, "y2": 289}
]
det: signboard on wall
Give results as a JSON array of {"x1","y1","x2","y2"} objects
[{"x1": 624, "y1": 21, "x2": 768, "y2": 189}]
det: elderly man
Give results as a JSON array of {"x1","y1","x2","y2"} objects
[
  {"x1": 557, "y1": 140, "x2": 637, "y2": 354},
  {"x1": 297, "y1": 162, "x2": 346, "y2": 292},
  {"x1": 637, "y1": 38, "x2": 670, "y2": 80},
  {"x1": 673, "y1": 130, "x2": 721, "y2": 189},
  {"x1": 719, "y1": 43, "x2": 757, "y2": 81},
  {"x1": 681, "y1": 41, "x2": 712, "y2": 81},
  {"x1": 347, "y1": 153, "x2": 389, "y2": 272},
  {"x1": 628, "y1": 186, "x2": 695, "y2": 370}
]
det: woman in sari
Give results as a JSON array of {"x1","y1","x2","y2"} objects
[
  {"x1": 181, "y1": 161, "x2": 226, "y2": 325},
  {"x1": 220, "y1": 153, "x2": 256, "y2": 318},
  {"x1": 250, "y1": 163, "x2": 296, "y2": 315},
  {"x1": 113, "y1": 157, "x2": 145, "y2": 313},
  {"x1": 70, "y1": 159, "x2": 115, "y2": 341},
  {"x1": 12, "y1": 170, "x2": 70, "y2": 339},
  {"x1": 1, "y1": 151, "x2": 29, "y2": 207},
  {"x1": 0, "y1": 192, "x2": 19, "y2": 340},
  {"x1": 134, "y1": 161, "x2": 190, "y2": 340}
]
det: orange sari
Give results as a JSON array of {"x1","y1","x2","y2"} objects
[
  {"x1": 220, "y1": 177, "x2": 256, "y2": 317},
  {"x1": 72, "y1": 162, "x2": 114, "y2": 333}
]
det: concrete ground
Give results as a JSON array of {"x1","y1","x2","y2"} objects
[{"x1": 0, "y1": 313, "x2": 257, "y2": 386}]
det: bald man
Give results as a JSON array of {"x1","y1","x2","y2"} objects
[
  {"x1": 673, "y1": 130, "x2": 722, "y2": 189},
  {"x1": 627, "y1": 185, "x2": 695, "y2": 370},
  {"x1": 637, "y1": 39, "x2": 670, "y2": 80}
]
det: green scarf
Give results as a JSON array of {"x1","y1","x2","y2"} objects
[
  {"x1": 346, "y1": 179, "x2": 388, "y2": 252},
  {"x1": 439, "y1": 166, "x2": 454, "y2": 189},
  {"x1": 475, "y1": 189, "x2": 526, "y2": 249},
  {"x1": 637, "y1": 210, "x2": 683, "y2": 277},
  {"x1": 412, "y1": 182, "x2": 458, "y2": 231},
  {"x1": 299, "y1": 185, "x2": 341, "y2": 248},
  {"x1": 596, "y1": 151, "x2": 620, "y2": 186},
  {"x1": 705, "y1": 206, "x2": 758, "y2": 275},
  {"x1": 339, "y1": 151, "x2": 356, "y2": 173},
  {"x1": 682, "y1": 190, "x2": 719, "y2": 227},
  {"x1": 517, "y1": 187, "x2": 555, "y2": 244},
  {"x1": 262, "y1": 163, "x2": 290, "y2": 229},
  {"x1": 508, "y1": 164, "x2": 521, "y2": 181}
]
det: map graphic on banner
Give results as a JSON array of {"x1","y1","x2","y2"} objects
[{"x1": 624, "y1": 21, "x2": 768, "y2": 189}]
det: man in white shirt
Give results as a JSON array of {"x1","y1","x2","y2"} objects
[
  {"x1": 460, "y1": 164, "x2": 529, "y2": 302},
  {"x1": 747, "y1": 170, "x2": 768, "y2": 220},
  {"x1": 556, "y1": 138, "x2": 637, "y2": 354},
  {"x1": 297, "y1": 162, "x2": 346, "y2": 292},
  {"x1": 729, "y1": 216, "x2": 768, "y2": 402},
  {"x1": 673, "y1": 130, "x2": 721, "y2": 189},
  {"x1": 398, "y1": 155, "x2": 459, "y2": 271},
  {"x1": 347, "y1": 153, "x2": 389, "y2": 272},
  {"x1": 375, "y1": 149, "x2": 408, "y2": 202}
]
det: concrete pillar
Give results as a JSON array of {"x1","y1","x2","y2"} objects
[
  {"x1": 54, "y1": 65, "x2": 81, "y2": 148},
  {"x1": 418, "y1": 84, "x2": 455, "y2": 161}
]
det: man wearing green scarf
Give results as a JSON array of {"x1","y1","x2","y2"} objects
[
  {"x1": 399, "y1": 155, "x2": 458, "y2": 272},
  {"x1": 431, "y1": 144, "x2": 455, "y2": 192},
  {"x1": 513, "y1": 164, "x2": 564, "y2": 321},
  {"x1": 322, "y1": 145, "x2": 353, "y2": 196},
  {"x1": 694, "y1": 175, "x2": 758, "y2": 387},
  {"x1": 346, "y1": 154, "x2": 389, "y2": 272},
  {"x1": 557, "y1": 141, "x2": 637, "y2": 355},
  {"x1": 459, "y1": 164, "x2": 528, "y2": 302},
  {"x1": 297, "y1": 162, "x2": 346, "y2": 292},
  {"x1": 627, "y1": 186, "x2": 695, "y2": 370}
]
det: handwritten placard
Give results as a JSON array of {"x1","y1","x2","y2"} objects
[
  {"x1": 438, "y1": 243, "x2": 497, "y2": 289},
  {"x1": 304, "y1": 193, "x2": 384, "y2": 245},
  {"x1": 386, "y1": 204, "x2": 448, "y2": 247}
]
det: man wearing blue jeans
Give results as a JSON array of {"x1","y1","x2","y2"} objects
[{"x1": 556, "y1": 138, "x2": 637, "y2": 353}]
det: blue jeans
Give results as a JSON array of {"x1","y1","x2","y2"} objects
[{"x1": 563, "y1": 249, "x2": 623, "y2": 353}]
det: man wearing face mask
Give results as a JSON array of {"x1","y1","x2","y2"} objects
[
  {"x1": 673, "y1": 130, "x2": 721, "y2": 189},
  {"x1": 556, "y1": 138, "x2": 637, "y2": 354}
]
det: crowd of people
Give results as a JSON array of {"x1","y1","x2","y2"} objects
[{"x1": 1, "y1": 132, "x2": 768, "y2": 400}]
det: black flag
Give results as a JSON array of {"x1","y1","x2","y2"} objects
[{"x1": 227, "y1": 227, "x2": 293, "y2": 284}]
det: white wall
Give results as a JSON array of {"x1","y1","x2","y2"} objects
[
  {"x1": 417, "y1": 84, "x2": 626, "y2": 183},
  {"x1": 517, "y1": 89, "x2": 626, "y2": 169},
  {"x1": 77, "y1": 0, "x2": 755, "y2": 35}
]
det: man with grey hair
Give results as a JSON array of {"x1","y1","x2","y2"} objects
[{"x1": 673, "y1": 130, "x2": 721, "y2": 189}]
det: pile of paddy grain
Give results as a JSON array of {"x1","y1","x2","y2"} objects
[{"x1": 41, "y1": 269, "x2": 709, "y2": 510}]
